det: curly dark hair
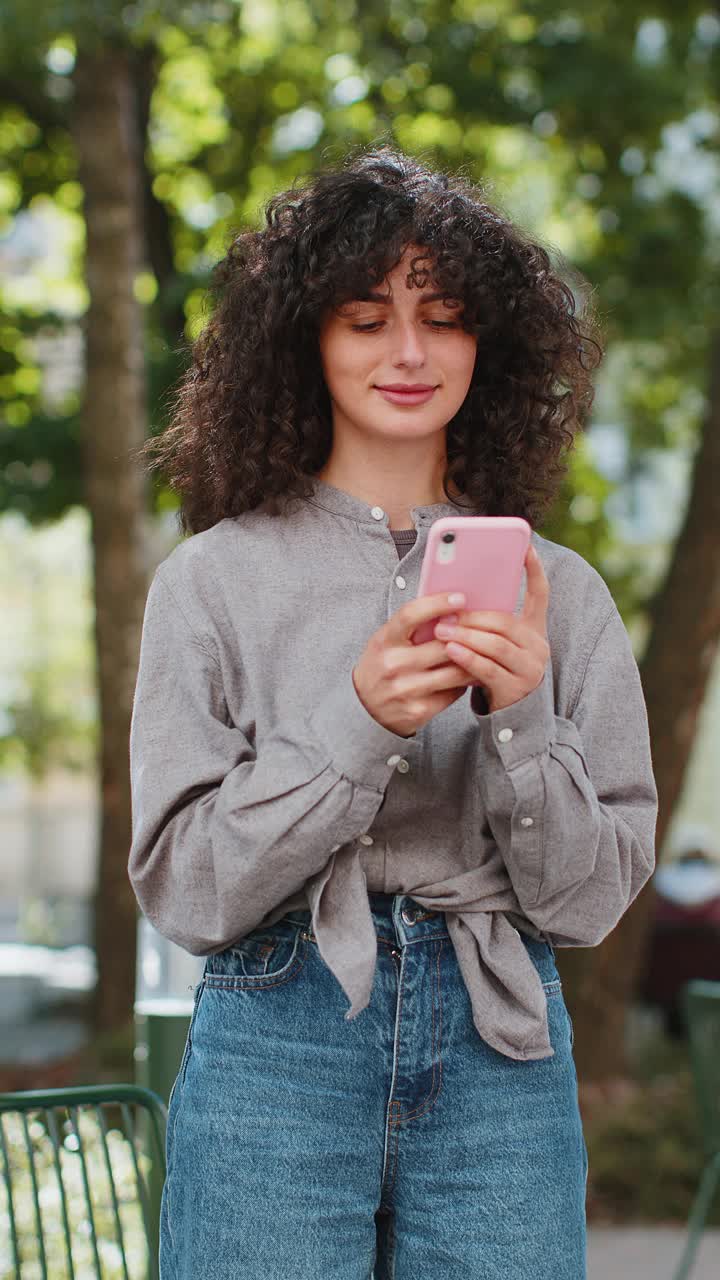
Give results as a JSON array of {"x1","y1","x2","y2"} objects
[{"x1": 141, "y1": 145, "x2": 603, "y2": 534}]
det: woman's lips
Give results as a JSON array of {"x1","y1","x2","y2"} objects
[{"x1": 374, "y1": 386, "x2": 437, "y2": 405}]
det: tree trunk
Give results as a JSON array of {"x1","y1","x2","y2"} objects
[
  {"x1": 561, "y1": 331, "x2": 720, "y2": 1079},
  {"x1": 132, "y1": 45, "x2": 187, "y2": 348},
  {"x1": 72, "y1": 46, "x2": 149, "y2": 1062}
]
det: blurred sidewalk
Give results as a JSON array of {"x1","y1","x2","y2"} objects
[{"x1": 588, "y1": 1227, "x2": 720, "y2": 1278}]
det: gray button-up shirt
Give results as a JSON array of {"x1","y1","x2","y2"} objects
[{"x1": 128, "y1": 477, "x2": 658, "y2": 1060}]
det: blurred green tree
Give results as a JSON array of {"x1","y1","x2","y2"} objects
[
  {"x1": 1, "y1": 0, "x2": 152, "y2": 1066},
  {"x1": 1, "y1": 0, "x2": 718, "y2": 1078}
]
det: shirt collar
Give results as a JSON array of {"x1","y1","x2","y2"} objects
[{"x1": 304, "y1": 476, "x2": 477, "y2": 530}]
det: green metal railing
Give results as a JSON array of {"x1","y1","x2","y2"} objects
[
  {"x1": 0, "y1": 1083, "x2": 167, "y2": 1280},
  {"x1": 672, "y1": 980, "x2": 720, "y2": 1280}
]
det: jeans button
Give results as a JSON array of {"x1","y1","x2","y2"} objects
[{"x1": 401, "y1": 907, "x2": 416, "y2": 925}]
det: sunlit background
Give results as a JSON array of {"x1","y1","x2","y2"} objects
[{"x1": 2, "y1": 3, "x2": 720, "y2": 1273}]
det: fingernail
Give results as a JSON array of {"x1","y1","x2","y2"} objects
[
  {"x1": 443, "y1": 613, "x2": 459, "y2": 624},
  {"x1": 448, "y1": 592, "x2": 466, "y2": 606}
]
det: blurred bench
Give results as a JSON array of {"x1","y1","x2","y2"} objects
[
  {"x1": 0, "y1": 1083, "x2": 167, "y2": 1278},
  {"x1": 673, "y1": 981, "x2": 720, "y2": 1280}
]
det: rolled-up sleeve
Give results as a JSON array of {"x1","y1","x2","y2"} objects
[
  {"x1": 128, "y1": 571, "x2": 411, "y2": 954},
  {"x1": 471, "y1": 604, "x2": 658, "y2": 945}
]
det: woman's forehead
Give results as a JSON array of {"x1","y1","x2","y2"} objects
[{"x1": 329, "y1": 256, "x2": 460, "y2": 305}]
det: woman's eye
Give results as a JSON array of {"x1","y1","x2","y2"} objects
[{"x1": 350, "y1": 319, "x2": 459, "y2": 332}]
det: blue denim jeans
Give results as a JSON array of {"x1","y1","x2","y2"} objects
[{"x1": 160, "y1": 892, "x2": 588, "y2": 1279}]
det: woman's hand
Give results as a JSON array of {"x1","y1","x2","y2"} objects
[
  {"x1": 433, "y1": 544, "x2": 550, "y2": 714},
  {"x1": 353, "y1": 591, "x2": 478, "y2": 738}
]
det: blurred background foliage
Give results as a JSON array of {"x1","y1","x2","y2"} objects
[
  {"x1": 0, "y1": 0, "x2": 717, "y2": 614},
  {"x1": 1, "y1": 0, "x2": 720, "y2": 1224}
]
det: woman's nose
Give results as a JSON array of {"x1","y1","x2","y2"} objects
[{"x1": 390, "y1": 322, "x2": 426, "y2": 366}]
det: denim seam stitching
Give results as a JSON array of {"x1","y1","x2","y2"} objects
[
  {"x1": 403, "y1": 941, "x2": 445, "y2": 1122},
  {"x1": 388, "y1": 948, "x2": 406, "y2": 1140},
  {"x1": 385, "y1": 1205, "x2": 397, "y2": 1279},
  {"x1": 165, "y1": 978, "x2": 205, "y2": 1259},
  {"x1": 381, "y1": 948, "x2": 406, "y2": 1203},
  {"x1": 396, "y1": 932, "x2": 449, "y2": 945},
  {"x1": 179, "y1": 980, "x2": 204, "y2": 1087},
  {"x1": 384, "y1": 1104, "x2": 402, "y2": 1197}
]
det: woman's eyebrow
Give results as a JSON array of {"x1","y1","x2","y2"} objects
[{"x1": 353, "y1": 290, "x2": 454, "y2": 303}]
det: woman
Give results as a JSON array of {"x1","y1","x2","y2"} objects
[{"x1": 128, "y1": 146, "x2": 657, "y2": 1279}]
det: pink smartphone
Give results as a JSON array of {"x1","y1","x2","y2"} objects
[{"x1": 410, "y1": 516, "x2": 532, "y2": 645}]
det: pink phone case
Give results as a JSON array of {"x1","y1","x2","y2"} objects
[{"x1": 410, "y1": 516, "x2": 532, "y2": 645}]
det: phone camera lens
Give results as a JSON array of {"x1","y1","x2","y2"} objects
[{"x1": 441, "y1": 532, "x2": 455, "y2": 544}]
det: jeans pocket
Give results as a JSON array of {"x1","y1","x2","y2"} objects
[
  {"x1": 234, "y1": 932, "x2": 284, "y2": 978},
  {"x1": 205, "y1": 919, "x2": 309, "y2": 989}
]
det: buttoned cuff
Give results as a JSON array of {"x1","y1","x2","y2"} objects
[
  {"x1": 471, "y1": 675, "x2": 555, "y2": 767},
  {"x1": 308, "y1": 669, "x2": 417, "y2": 792}
]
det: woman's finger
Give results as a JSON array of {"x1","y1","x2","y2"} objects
[{"x1": 521, "y1": 544, "x2": 549, "y2": 628}]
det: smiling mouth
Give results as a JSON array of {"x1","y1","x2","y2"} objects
[
  {"x1": 375, "y1": 384, "x2": 437, "y2": 392},
  {"x1": 373, "y1": 385, "x2": 439, "y2": 403}
]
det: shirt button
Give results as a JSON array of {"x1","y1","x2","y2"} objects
[
  {"x1": 371, "y1": 506, "x2": 384, "y2": 520},
  {"x1": 520, "y1": 817, "x2": 534, "y2": 828},
  {"x1": 395, "y1": 576, "x2": 406, "y2": 589},
  {"x1": 359, "y1": 834, "x2": 374, "y2": 845},
  {"x1": 498, "y1": 727, "x2": 513, "y2": 743},
  {"x1": 396, "y1": 759, "x2": 410, "y2": 773},
  {"x1": 386, "y1": 754, "x2": 401, "y2": 766}
]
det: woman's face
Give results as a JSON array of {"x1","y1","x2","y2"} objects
[{"x1": 318, "y1": 245, "x2": 477, "y2": 447}]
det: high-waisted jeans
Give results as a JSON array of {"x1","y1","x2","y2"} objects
[{"x1": 160, "y1": 892, "x2": 588, "y2": 1279}]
